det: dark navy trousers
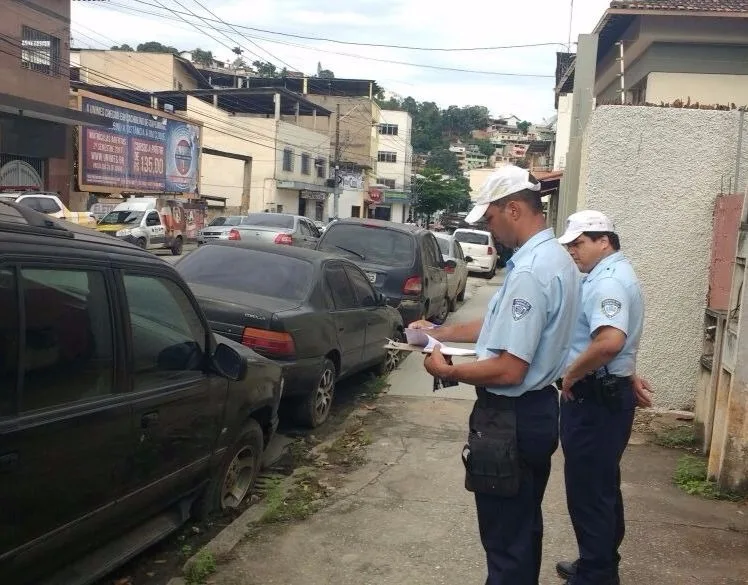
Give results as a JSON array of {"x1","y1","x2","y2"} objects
[
  {"x1": 560, "y1": 384, "x2": 636, "y2": 585},
  {"x1": 473, "y1": 386, "x2": 559, "y2": 585}
]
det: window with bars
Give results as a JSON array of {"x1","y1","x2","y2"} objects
[
  {"x1": 301, "y1": 153, "x2": 311, "y2": 175},
  {"x1": 21, "y1": 26, "x2": 61, "y2": 77},
  {"x1": 379, "y1": 124, "x2": 399, "y2": 136},
  {"x1": 282, "y1": 148, "x2": 294, "y2": 172},
  {"x1": 315, "y1": 157, "x2": 326, "y2": 178},
  {"x1": 378, "y1": 151, "x2": 397, "y2": 163}
]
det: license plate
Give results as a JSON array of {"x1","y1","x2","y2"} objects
[{"x1": 366, "y1": 272, "x2": 377, "y2": 283}]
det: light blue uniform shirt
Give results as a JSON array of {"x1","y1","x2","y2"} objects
[
  {"x1": 565, "y1": 251, "x2": 644, "y2": 376},
  {"x1": 475, "y1": 228, "x2": 581, "y2": 397}
]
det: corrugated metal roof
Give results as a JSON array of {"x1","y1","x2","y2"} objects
[{"x1": 609, "y1": 0, "x2": 748, "y2": 12}]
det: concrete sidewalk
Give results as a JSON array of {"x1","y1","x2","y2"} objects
[{"x1": 210, "y1": 393, "x2": 748, "y2": 585}]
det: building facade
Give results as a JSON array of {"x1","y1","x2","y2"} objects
[
  {"x1": 0, "y1": 1, "x2": 108, "y2": 205},
  {"x1": 374, "y1": 109, "x2": 413, "y2": 222}
]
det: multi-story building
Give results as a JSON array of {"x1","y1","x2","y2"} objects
[
  {"x1": 449, "y1": 143, "x2": 489, "y2": 174},
  {"x1": 0, "y1": 2, "x2": 108, "y2": 205},
  {"x1": 69, "y1": 51, "x2": 333, "y2": 217},
  {"x1": 373, "y1": 109, "x2": 413, "y2": 222}
]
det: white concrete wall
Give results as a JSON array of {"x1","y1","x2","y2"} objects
[
  {"x1": 199, "y1": 153, "x2": 245, "y2": 208},
  {"x1": 553, "y1": 93, "x2": 573, "y2": 171},
  {"x1": 331, "y1": 188, "x2": 364, "y2": 219},
  {"x1": 577, "y1": 105, "x2": 748, "y2": 408},
  {"x1": 377, "y1": 110, "x2": 413, "y2": 190},
  {"x1": 646, "y1": 72, "x2": 748, "y2": 106}
]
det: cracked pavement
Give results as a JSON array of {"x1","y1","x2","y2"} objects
[{"x1": 209, "y1": 275, "x2": 748, "y2": 585}]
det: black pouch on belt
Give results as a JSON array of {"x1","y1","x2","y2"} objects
[{"x1": 462, "y1": 392, "x2": 521, "y2": 497}]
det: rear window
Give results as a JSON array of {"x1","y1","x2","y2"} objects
[
  {"x1": 241, "y1": 213, "x2": 294, "y2": 229},
  {"x1": 454, "y1": 231, "x2": 489, "y2": 246},
  {"x1": 177, "y1": 245, "x2": 313, "y2": 300},
  {"x1": 318, "y1": 224, "x2": 415, "y2": 267},
  {"x1": 435, "y1": 237, "x2": 450, "y2": 256}
]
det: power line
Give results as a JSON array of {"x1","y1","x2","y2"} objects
[
  {"x1": 88, "y1": 1, "x2": 555, "y2": 78},
  {"x1": 105, "y1": 0, "x2": 566, "y2": 53}
]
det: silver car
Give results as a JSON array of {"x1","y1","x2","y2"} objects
[
  {"x1": 434, "y1": 232, "x2": 471, "y2": 311},
  {"x1": 197, "y1": 215, "x2": 244, "y2": 245},
  {"x1": 200, "y1": 213, "x2": 322, "y2": 248}
]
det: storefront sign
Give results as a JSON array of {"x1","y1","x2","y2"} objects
[
  {"x1": 300, "y1": 190, "x2": 327, "y2": 201},
  {"x1": 384, "y1": 191, "x2": 410, "y2": 204},
  {"x1": 78, "y1": 92, "x2": 201, "y2": 194},
  {"x1": 367, "y1": 187, "x2": 383, "y2": 203}
]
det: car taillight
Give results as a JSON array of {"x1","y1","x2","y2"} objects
[
  {"x1": 403, "y1": 275, "x2": 422, "y2": 295},
  {"x1": 445, "y1": 264, "x2": 455, "y2": 274},
  {"x1": 241, "y1": 327, "x2": 295, "y2": 357},
  {"x1": 487, "y1": 246, "x2": 494, "y2": 255},
  {"x1": 274, "y1": 233, "x2": 293, "y2": 245},
  {"x1": 228, "y1": 228, "x2": 241, "y2": 241}
]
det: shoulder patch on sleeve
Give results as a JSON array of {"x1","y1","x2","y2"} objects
[
  {"x1": 512, "y1": 298, "x2": 532, "y2": 321},
  {"x1": 601, "y1": 298, "x2": 622, "y2": 318}
]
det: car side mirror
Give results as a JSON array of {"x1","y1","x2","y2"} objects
[
  {"x1": 213, "y1": 343, "x2": 247, "y2": 381},
  {"x1": 445, "y1": 259, "x2": 457, "y2": 270},
  {"x1": 465, "y1": 256, "x2": 474, "y2": 263}
]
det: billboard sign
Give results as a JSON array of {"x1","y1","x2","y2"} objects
[{"x1": 77, "y1": 92, "x2": 201, "y2": 194}]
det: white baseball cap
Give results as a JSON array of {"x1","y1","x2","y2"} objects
[
  {"x1": 464, "y1": 165, "x2": 541, "y2": 224},
  {"x1": 557, "y1": 210, "x2": 616, "y2": 245}
]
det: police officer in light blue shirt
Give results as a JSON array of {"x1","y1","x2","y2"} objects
[
  {"x1": 410, "y1": 165, "x2": 581, "y2": 585},
  {"x1": 555, "y1": 210, "x2": 648, "y2": 585}
]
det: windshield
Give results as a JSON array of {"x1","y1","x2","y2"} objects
[
  {"x1": 99, "y1": 210, "x2": 144, "y2": 225},
  {"x1": 318, "y1": 224, "x2": 415, "y2": 267},
  {"x1": 177, "y1": 245, "x2": 313, "y2": 300},
  {"x1": 435, "y1": 237, "x2": 450, "y2": 256},
  {"x1": 454, "y1": 231, "x2": 489, "y2": 245},
  {"x1": 240, "y1": 213, "x2": 294, "y2": 229}
]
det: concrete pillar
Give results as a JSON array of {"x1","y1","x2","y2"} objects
[{"x1": 274, "y1": 93, "x2": 281, "y2": 121}]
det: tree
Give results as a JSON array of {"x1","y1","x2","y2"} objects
[
  {"x1": 232, "y1": 56, "x2": 248, "y2": 70},
  {"x1": 252, "y1": 60, "x2": 279, "y2": 77},
  {"x1": 315, "y1": 61, "x2": 335, "y2": 79},
  {"x1": 473, "y1": 139, "x2": 496, "y2": 157},
  {"x1": 136, "y1": 41, "x2": 179, "y2": 54},
  {"x1": 517, "y1": 120, "x2": 532, "y2": 134},
  {"x1": 427, "y1": 149, "x2": 461, "y2": 176},
  {"x1": 110, "y1": 44, "x2": 133, "y2": 51},
  {"x1": 191, "y1": 48, "x2": 213, "y2": 66},
  {"x1": 413, "y1": 167, "x2": 470, "y2": 223}
]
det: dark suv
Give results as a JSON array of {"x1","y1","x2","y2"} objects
[
  {"x1": 316, "y1": 218, "x2": 452, "y2": 326},
  {"x1": 0, "y1": 202, "x2": 283, "y2": 585}
]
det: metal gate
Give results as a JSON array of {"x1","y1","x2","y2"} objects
[{"x1": 0, "y1": 155, "x2": 44, "y2": 190}]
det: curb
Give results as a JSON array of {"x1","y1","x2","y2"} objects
[{"x1": 180, "y1": 401, "x2": 378, "y2": 578}]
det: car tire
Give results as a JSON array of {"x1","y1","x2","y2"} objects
[
  {"x1": 196, "y1": 418, "x2": 264, "y2": 518},
  {"x1": 487, "y1": 264, "x2": 497, "y2": 279},
  {"x1": 376, "y1": 329, "x2": 404, "y2": 375},
  {"x1": 431, "y1": 296, "x2": 450, "y2": 325},
  {"x1": 296, "y1": 358, "x2": 336, "y2": 428},
  {"x1": 136, "y1": 237, "x2": 147, "y2": 249},
  {"x1": 448, "y1": 294, "x2": 457, "y2": 312},
  {"x1": 171, "y1": 236, "x2": 183, "y2": 256},
  {"x1": 457, "y1": 281, "x2": 466, "y2": 302}
]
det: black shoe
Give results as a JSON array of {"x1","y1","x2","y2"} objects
[{"x1": 556, "y1": 560, "x2": 578, "y2": 579}]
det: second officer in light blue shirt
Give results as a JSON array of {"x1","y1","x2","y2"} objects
[
  {"x1": 555, "y1": 210, "x2": 645, "y2": 585},
  {"x1": 411, "y1": 165, "x2": 581, "y2": 585}
]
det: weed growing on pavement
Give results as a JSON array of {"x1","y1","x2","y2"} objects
[
  {"x1": 674, "y1": 455, "x2": 744, "y2": 501},
  {"x1": 362, "y1": 374, "x2": 390, "y2": 400},
  {"x1": 260, "y1": 470, "x2": 326, "y2": 524},
  {"x1": 184, "y1": 549, "x2": 216, "y2": 585},
  {"x1": 322, "y1": 421, "x2": 371, "y2": 467},
  {"x1": 654, "y1": 425, "x2": 698, "y2": 449}
]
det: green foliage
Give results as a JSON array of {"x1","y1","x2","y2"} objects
[
  {"x1": 673, "y1": 455, "x2": 744, "y2": 501},
  {"x1": 473, "y1": 139, "x2": 497, "y2": 157},
  {"x1": 136, "y1": 41, "x2": 179, "y2": 54},
  {"x1": 654, "y1": 426, "x2": 698, "y2": 449},
  {"x1": 252, "y1": 60, "x2": 279, "y2": 77},
  {"x1": 191, "y1": 48, "x2": 213, "y2": 66},
  {"x1": 517, "y1": 120, "x2": 532, "y2": 134},
  {"x1": 413, "y1": 168, "x2": 470, "y2": 217},
  {"x1": 110, "y1": 44, "x2": 133, "y2": 52},
  {"x1": 426, "y1": 149, "x2": 461, "y2": 176},
  {"x1": 315, "y1": 61, "x2": 335, "y2": 79},
  {"x1": 184, "y1": 549, "x2": 217, "y2": 585}
]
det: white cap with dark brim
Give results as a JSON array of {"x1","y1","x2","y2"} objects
[
  {"x1": 557, "y1": 209, "x2": 616, "y2": 245},
  {"x1": 464, "y1": 165, "x2": 541, "y2": 224}
]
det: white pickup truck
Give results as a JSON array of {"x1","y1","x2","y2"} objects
[{"x1": 0, "y1": 191, "x2": 97, "y2": 228}]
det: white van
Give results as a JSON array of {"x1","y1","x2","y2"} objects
[{"x1": 453, "y1": 228, "x2": 498, "y2": 278}]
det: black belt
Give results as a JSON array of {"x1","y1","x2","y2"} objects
[{"x1": 475, "y1": 385, "x2": 556, "y2": 409}]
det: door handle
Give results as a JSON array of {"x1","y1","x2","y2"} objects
[
  {"x1": 141, "y1": 411, "x2": 159, "y2": 428},
  {"x1": 0, "y1": 452, "x2": 19, "y2": 473}
]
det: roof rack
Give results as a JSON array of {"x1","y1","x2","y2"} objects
[{"x1": 0, "y1": 201, "x2": 75, "y2": 238}]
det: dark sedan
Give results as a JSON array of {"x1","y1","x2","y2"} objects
[{"x1": 177, "y1": 242, "x2": 404, "y2": 427}]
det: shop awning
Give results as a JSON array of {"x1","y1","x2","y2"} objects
[{"x1": 0, "y1": 92, "x2": 112, "y2": 127}]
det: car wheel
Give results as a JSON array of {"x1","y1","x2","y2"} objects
[
  {"x1": 376, "y1": 329, "x2": 404, "y2": 375},
  {"x1": 196, "y1": 418, "x2": 263, "y2": 518},
  {"x1": 487, "y1": 264, "x2": 497, "y2": 279},
  {"x1": 171, "y1": 236, "x2": 183, "y2": 256},
  {"x1": 457, "y1": 281, "x2": 466, "y2": 302},
  {"x1": 136, "y1": 237, "x2": 147, "y2": 249},
  {"x1": 297, "y1": 358, "x2": 336, "y2": 428},
  {"x1": 432, "y1": 296, "x2": 450, "y2": 325},
  {"x1": 448, "y1": 294, "x2": 457, "y2": 312}
]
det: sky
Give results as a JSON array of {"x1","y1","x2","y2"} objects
[{"x1": 71, "y1": 0, "x2": 614, "y2": 123}]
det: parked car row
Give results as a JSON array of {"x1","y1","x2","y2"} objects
[{"x1": 197, "y1": 213, "x2": 322, "y2": 248}]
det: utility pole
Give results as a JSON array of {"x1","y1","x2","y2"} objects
[{"x1": 333, "y1": 103, "x2": 341, "y2": 219}]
